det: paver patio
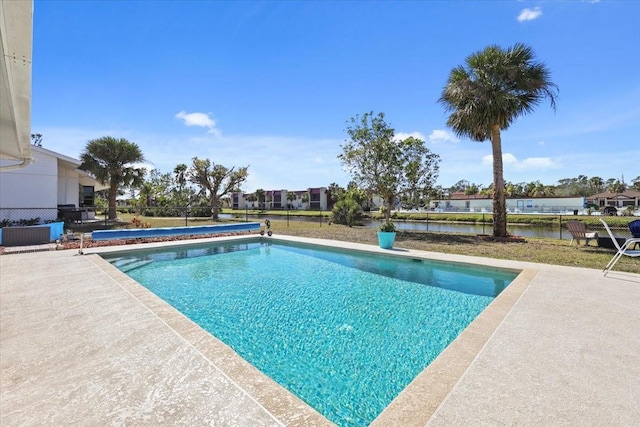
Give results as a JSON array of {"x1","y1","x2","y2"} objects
[{"x1": 1, "y1": 235, "x2": 638, "y2": 426}]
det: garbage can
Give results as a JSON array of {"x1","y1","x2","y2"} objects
[{"x1": 573, "y1": 209, "x2": 578, "y2": 215}]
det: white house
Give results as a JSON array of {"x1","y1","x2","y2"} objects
[
  {"x1": 586, "y1": 190, "x2": 640, "y2": 215},
  {"x1": 429, "y1": 193, "x2": 586, "y2": 214},
  {"x1": 0, "y1": 146, "x2": 105, "y2": 224}
]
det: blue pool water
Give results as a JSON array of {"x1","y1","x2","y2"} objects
[{"x1": 105, "y1": 240, "x2": 518, "y2": 426}]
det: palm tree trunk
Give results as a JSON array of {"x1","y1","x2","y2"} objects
[
  {"x1": 108, "y1": 181, "x2": 118, "y2": 220},
  {"x1": 491, "y1": 125, "x2": 508, "y2": 237}
]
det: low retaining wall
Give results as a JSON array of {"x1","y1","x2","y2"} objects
[{"x1": 91, "y1": 222, "x2": 262, "y2": 241}]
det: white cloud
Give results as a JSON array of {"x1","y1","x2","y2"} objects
[
  {"x1": 517, "y1": 7, "x2": 542, "y2": 22},
  {"x1": 394, "y1": 131, "x2": 426, "y2": 142},
  {"x1": 428, "y1": 129, "x2": 460, "y2": 144},
  {"x1": 175, "y1": 111, "x2": 220, "y2": 136},
  {"x1": 521, "y1": 157, "x2": 559, "y2": 169},
  {"x1": 482, "y1": 153, "x2": 560, "y2": 170}
]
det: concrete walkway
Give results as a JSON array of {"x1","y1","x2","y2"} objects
[{"x1": 1, "y1": 235, "x2": 639, "y2": 426}]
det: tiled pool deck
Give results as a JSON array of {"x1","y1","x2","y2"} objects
[{"x1": 1, "y1": 234, "x2": 639, "y2": 426}]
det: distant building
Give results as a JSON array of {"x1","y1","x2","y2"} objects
[
  {"x1": 586, "y1": 190, "x2": 640, "y2": 215},
  {"x1": 232, "y1": 187, "x2": 329, "y2": 210},
  {"x1": 429, "y1": 193, "x2": 586, "y2": 214}
]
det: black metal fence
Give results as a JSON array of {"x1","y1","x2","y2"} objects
[{"x1": 1, "y1": 207, "x2": 635, "y2": 241}]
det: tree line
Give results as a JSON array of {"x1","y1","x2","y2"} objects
[
  {"x1": 434, "y1": 175, "x2": 640, "y2": 200},
  {"x1": 69, "y1": 43, "x2": 636, "y2": 238}
]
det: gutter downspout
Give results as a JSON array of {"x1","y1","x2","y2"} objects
[{"x1": 0, "y1": 157, "x2": 33, "y2": 172}]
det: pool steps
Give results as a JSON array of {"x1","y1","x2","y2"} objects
[{"x1": 118, "y1": 259, "x2": 154, "y2": 273}]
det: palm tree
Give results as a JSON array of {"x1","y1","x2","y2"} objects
[
  {"x1": 173, "y1": 163, "x2": 187, "y2": 190},
  {"x1": 139, "y1": 182, "x2": 154, "y2": 207},
  {"x1": 246, "y1": 192, "x2": 258, "y2": 208},
  {"x1": 588, "y1": 176, "x2": 604, "y2": 195},
  {"x1": 80, "y1": 136, "x2": 146, "y2": 220},
  {"x1": 610, "y1": 180, "x2": 626, "y2": 194},
  {"x1": 440, "y1": 43, "x2": 558, "y2": 237},
  {"x1": 255, "y1": 189, "x2": 265, "y2": 210},
  {"x1": 286, "y1": 191, "x2": 297, "y2": 209}
]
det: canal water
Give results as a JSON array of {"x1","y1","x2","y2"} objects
[{"x1": 221, "y1": 214, "x2": 569, "y2": 240}]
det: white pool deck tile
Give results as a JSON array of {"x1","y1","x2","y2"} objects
[{"x1": 1, "y1": 234, "x2": 639, "y2": 426}]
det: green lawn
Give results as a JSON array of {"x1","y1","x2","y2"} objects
[{"x1": 74, "y1": 213, "x2": 639, "y2": 274}]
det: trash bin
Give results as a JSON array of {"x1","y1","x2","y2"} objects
[{"x1": 573, "y1": 209, "x2": 578, "y2": 215}]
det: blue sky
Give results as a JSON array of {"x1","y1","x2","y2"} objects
[{"x1": 32, "y1": 0, "x2": 639, "y2": 192}]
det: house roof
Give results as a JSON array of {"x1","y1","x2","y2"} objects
[
  {"x1": 0, "y1": 0, "x2": 33, "y2": 169},
  {"x1": 440, "y1": 193, "x2": 583, "y2": 201},
  {"x1": 32, "y1": 146, "x2": 109, "y2": 191},
  {"x1": 586, "y1": 190, "x2": 640, "y2": 200}
]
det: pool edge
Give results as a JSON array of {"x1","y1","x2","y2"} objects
[
  {"x1": 371, "y1": 268, "x2": 537, "y2": 426},
  {"x1": 88, "y1": 252, "x2": 334, "y2": 427},
  {"x1": 87, "y1": 234, "x2": 535, "y2": 426}
]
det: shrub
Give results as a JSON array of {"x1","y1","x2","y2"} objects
[
  {"x1": 331, "y1": 198, "x2": 364, "y2": 227},
  {"x1": 379, "y1": 220, "x2": 396, "y2": 232},
  {"x1": 126, "y1": 217, "x2": 151, "y2": 229}
]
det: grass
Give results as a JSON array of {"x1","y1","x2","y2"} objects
[{"x1": 72, "y1": 213, "x2": 639, "y2": 274}]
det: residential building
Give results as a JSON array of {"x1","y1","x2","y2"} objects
[
  {"x1": 232, "y1": 187, "x2": 328, "y2": 210},
  {"x1": 586, "y1": 190, "x2": 640, "y2": 215},
  {"x1": 429, "y1": 193, "x2": 586, "y2": 214},
  {"x1": 0, "y1": 146, "x2": 105, "y2": 224}
]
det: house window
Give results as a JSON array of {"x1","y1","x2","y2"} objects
[
  {"x1": 310, "y1": 193, "x2": 321, "y2": 209},
  {"x1": 80, "y1": 186, "x2": 94, "y2": 207}
]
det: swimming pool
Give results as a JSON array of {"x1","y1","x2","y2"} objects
[{"x1": 104, "y1": 239, "x2": 519, "y2": 426}]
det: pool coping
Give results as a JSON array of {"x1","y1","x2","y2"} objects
[{"x1": 86, "y1": 234, "x2": 535, "y2": 426}]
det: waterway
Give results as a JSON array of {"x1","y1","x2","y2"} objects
[{"x1": 220, "y1": 213, "x2": 569, "y2": 240}]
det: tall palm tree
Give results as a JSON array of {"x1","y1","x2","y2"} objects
[
  {"x1": 80, "y1": 136, "x2": 146, "y2": 220},
  {"x1": 173, "y1": 163, "x2": 187, "y2": 190},
  {"x1": 440, "y1": 43, "x2": 558, "y2": 237}
]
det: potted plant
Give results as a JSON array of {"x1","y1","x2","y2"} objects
[{"x1": 377, "y1": 220, "x2": 397, "y2": 249}]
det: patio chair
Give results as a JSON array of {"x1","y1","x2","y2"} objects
[
  {"x1": 599, "y1": 218, "x2": 640, "y2": 275},
  {"x1": 566, "y1": 220, "x2": 598, "y2": 246},
  {"x1": 628, "y1": 219, "x2": 640, "y2": 249}
]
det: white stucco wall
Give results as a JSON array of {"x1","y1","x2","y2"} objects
[
  {"x1": 430, "y1": 197, "x2": 586, "y2": 213},
  {"x1": 57, "y1": 167, "x2": 80, "y2": 205},
  {"x1": 0, "y1": 147, "x2": 90, "y2": 223},
  {"x1": 0, "y1": 148, "x2": 58, "y2": 208}
]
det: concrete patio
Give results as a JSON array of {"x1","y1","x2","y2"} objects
[{"x1": 1, "y1": 235, "x2": 639, "y2": 426}]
